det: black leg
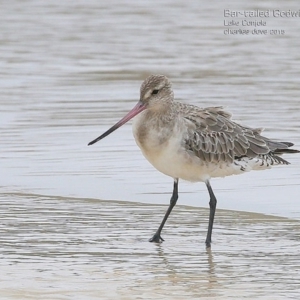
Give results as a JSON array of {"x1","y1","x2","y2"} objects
[
  {"x1": 149, "y1": 179, "x2": 179, "y2": 243},
  {"x1": 205, "y1": 180, "x2": 217, "y2": 248}
]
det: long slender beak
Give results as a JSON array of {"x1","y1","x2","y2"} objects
[{"x1": 88, "y1": 101, "x2": 146, "y2": 146}]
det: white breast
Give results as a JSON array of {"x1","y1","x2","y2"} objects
[{"x1": 132, "y1": 114, "x2": 212, "y2": 182}]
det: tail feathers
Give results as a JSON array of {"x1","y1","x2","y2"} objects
[
  {"x1": 249, "y1": 139, "x2": 299, "y2": 167},
  {"x1": 274, "y1": 148, "x2": 300, "y2": 155},
  {"x1": 271, "y1": 155, "x2": 291, "y2": 165},
  {"x1": 280, "y1": 141, "x2": 294, "y2": 147},
  {"x1": 265, "y1": 139, "x2": 293, "y2": 150},
  {"x1": 265, "y1": 139, "x2": 300, "y2": 154},
  {"x1": 256, "y1": 152, "x2": 291, "y2": 167},
  {"x1": 271, "y1": 143, "x2": 300, "y2": 165},
  {"x1": 270, "y1": 142, "x2": 299, "y2": 165}
]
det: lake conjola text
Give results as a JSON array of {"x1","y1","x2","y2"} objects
[{"x1": 224, "y1": 20, "x2": 267, "y2": 27}]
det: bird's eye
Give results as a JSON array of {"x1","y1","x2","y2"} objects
[{"x1": 152, "y1": 89, "x2": 159, "y2": 95}]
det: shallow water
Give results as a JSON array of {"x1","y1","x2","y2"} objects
[
  {"x1": 1, "y1": 0, "x2": 300, "y2": 299},
  {"x1": 1, "y1": 193, "x2": 300, "y2": 300}
]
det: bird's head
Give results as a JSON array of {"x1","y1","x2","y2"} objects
[
  {"x1": 88, "y1": 74, "x2": 173, "y2": 146},
  {"x1": 139, "y1": 74, "x2": 174, "y2": 112}
]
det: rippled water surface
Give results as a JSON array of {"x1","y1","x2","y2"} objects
[
  {"x1": 1, "y1": 0, "x2": 300, "y2": 299},
  {"x1": 1, "y1": 193, "x2": 300, "y2": 300}
]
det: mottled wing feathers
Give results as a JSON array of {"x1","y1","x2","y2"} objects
[{"x1": 180, "y1": 104, "x2": 292, "y2": 164}]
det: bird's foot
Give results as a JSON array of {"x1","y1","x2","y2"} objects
[{"x1": 149, "y1": 233, "x2": 164, "y2": 243}]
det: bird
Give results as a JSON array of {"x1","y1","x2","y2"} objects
[{"x1": 88, "y1": 74, "x2": 299, "y2": 248}]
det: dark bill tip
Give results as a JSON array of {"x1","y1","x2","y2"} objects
[{"x1": 88, "y1": 100, "x2": 146, "y2": 146}]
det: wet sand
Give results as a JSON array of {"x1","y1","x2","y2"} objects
[{"x1": 1, "y1": 193, "x2": 299, "y2": 299}]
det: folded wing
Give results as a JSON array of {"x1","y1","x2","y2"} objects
[{"x1": 182, "y1": 105, "x2": 293, "y2": 164}]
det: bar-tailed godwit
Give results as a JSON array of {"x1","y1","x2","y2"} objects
[{"x1": 88, "y1": 74, "x2": 299, "y2": 248}]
